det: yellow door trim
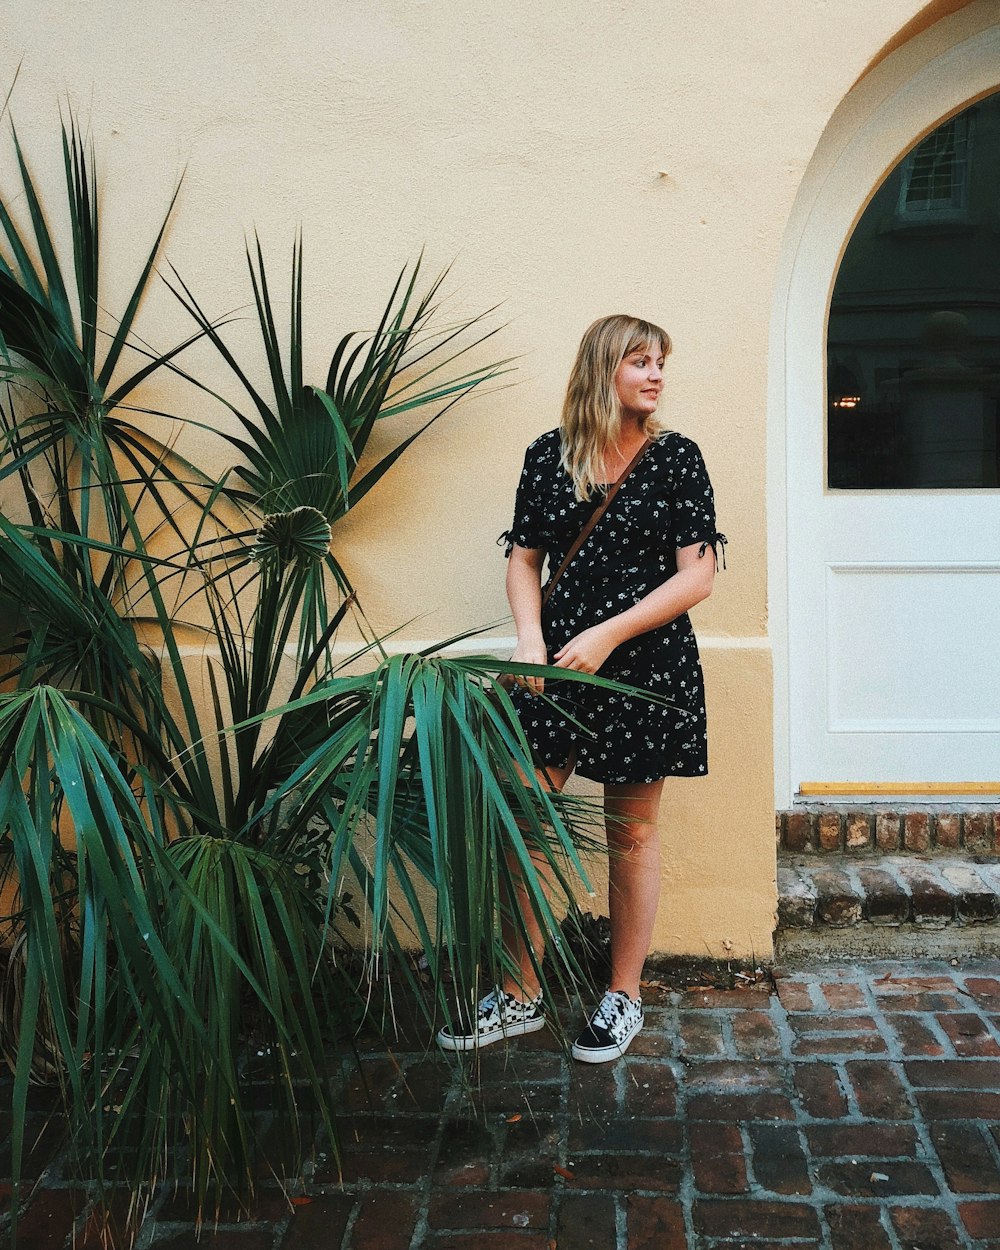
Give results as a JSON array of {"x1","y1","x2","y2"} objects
[{"x1": 799, "y1": 782, "x2": 1000, "y2": 796}]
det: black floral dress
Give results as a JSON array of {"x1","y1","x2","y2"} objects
[{"x1": 502, "y1": 429, "x2": 724, "y2": 785}]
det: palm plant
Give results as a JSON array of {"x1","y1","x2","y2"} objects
[{"x1": 0, "y1": 108, "x2": 603, "y2": 1246}]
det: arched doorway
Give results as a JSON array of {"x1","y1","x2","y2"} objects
[{"x1": 771, "y1": 4, "x2": 1000, "y2": 806}]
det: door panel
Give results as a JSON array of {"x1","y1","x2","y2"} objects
[
  {"x1": 826, "y1": 563, "x2": 1000, "y2": 732},
  {"x1": 791, "y1": 500, "x2": 1000, "y2": 787}
]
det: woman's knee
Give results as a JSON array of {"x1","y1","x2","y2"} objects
[{"x1": 606, "y1": 816, "x2": 661, "y2": 859}]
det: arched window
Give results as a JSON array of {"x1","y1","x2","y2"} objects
[{"x1": 828, "y1": 92, "x2": 1000, "y2": 489}]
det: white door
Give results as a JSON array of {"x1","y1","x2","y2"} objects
[
  {"x1": 789, "y1": 513, "x2": 1000, "y2": 794},
  {"x1": 782, "y1": 34, "x2": 1000, "y2": 800}
]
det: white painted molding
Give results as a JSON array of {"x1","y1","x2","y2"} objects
[{"x1": 767, "y1": 0, "x2": 1000, "y2": 808}]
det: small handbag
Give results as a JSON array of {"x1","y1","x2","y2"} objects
[{"x1": 498, "y1": 437, "x2": 652, "y2": 690}]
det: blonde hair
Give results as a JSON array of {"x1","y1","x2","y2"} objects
[{"x1": 560, "y1": 314, "x2": 672, "y2": 501}]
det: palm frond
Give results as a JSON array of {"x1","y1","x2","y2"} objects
[
  {"x1": 245, "y1": 653, "x2": 613, "y2": 1034},
  {"x1": 167, "y1": 245, "x2": 512, "y2": 637},
  {"x1": 0, "y1": 687, "x2": 205, "y2": 1238},
  {"x1": 0, "y1": 104, "x2": 556, "y2": 1250}
]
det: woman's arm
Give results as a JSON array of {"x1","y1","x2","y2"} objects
[
  {"x1": 506, "y1": 544, "x2": 548, "y2": 693},
  {"x1": 553, "y1": 541, "x2": 715, "y2": 675}
]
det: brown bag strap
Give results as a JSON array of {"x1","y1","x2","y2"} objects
[{"x1": 541, "y1": 438, "x2": 652, "y2": 607}]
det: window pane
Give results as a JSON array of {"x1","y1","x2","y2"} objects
[
  {"x1": 901, "y1": 116, "x2": 969, "y2": 211},
  {"x1": 828, "y1": 95, "x2": 1000, "y2": 489}
]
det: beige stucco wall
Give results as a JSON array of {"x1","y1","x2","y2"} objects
[{"x1": 0, "y1": 0, "x2": 975, "y2": 957}]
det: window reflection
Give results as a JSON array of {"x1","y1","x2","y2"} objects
[
  {"x1": 828, "y1": 94, "x2": 1000, "y2": 489},
  {"x1": 899, "y1": 114, "x2": 970, "y2": 215}
]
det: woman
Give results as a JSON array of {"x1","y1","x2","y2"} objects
[{"x1": 439, "y1": 314, "x2": 723, "y2": 1063}]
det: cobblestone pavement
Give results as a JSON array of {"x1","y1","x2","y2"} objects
[{"x1": 6, "y1": 960, "x2": 1000, "y2": 1249}]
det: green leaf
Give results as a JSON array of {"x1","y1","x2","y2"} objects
[{"x1": 250, "y1": 505, "x2": 332, "y2": 568}]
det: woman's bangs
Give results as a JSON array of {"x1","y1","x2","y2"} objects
[{"x1": 624, "y1": 321, "x2": 671, "y2": 360}]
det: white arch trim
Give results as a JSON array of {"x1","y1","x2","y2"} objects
[{"x1": 768, "y1": 1, "x2": 1000, "y2": 807}]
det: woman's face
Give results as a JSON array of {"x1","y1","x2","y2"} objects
[{"x1": 614, "y1": 341, "x2": 665, "y2": 421}]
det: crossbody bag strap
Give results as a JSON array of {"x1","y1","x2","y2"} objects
[{"x1": 541, "y1": 437, "x2": 652, "y2": 608}]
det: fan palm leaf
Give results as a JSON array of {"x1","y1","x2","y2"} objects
[
  {"x1": 245, "y1": 653, "x2": 650, "y2": 1032},
  {"x1": 0, "y1": 686, "x2": 350, "y2": 1237},
  {"x1": 163, "y1": 239, "x2": 513, "y2": 656},
  {"x1": 0, "y1": 107, "x2": 223, "y2": 753},
  {"x1": 0, "y1": 103, "x2": 595, "y2": 1250},
  {"x1": 0, "y1": 686, "x2": 208, "y2": 1239}
]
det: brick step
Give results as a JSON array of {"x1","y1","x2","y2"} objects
[
  {"x1": 777, "y1": 855, "x2": 1000, "y2": 961},
  {"x1": 777, "y1": 807, "x2": 1000, "y2": 856}
]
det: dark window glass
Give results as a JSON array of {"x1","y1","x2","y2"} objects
[
  {"x1": 828, "y1": 94, "x2": 1000, "y2": 489},
  {"x1": 900, "y1": 115, "x2": 970, "y2": 212}
]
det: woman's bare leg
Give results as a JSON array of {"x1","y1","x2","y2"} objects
[
  {"x1": 501, "y1": 754, "x2": 576, "y2": 1001},
  {"x1": 604, "y1": 779, "x2": 666, "y2": 1000}
]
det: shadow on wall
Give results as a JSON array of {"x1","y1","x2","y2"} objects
[{"x1": 852, "y1": 0, "x2": 982, "y2": 89}]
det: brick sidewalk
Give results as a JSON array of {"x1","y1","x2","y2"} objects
[{"x1": 6, "y1": 960, "x2": 1000, "y2": 1249}]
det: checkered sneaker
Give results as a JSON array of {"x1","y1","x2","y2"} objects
[
  {"x1": 437, "y1": 988, "x2": 545, "y2": 1052},
  {"x1": 571, "y1": 989, "x2": 644, "y2": 1063}
]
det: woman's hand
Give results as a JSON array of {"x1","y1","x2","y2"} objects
[
  {"x1": 553, "y1": 622, "x2": 621, "y2": 675},
  {"x1": 510, "y1": 637, "x2": 548, "y2": 694}
]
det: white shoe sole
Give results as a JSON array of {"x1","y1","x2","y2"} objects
[
  {"x1": 436, "y1": 1014, "x2": 546, "y2": 1052},
  {"x1": 571, "y1": 1017, "x2": 643, "y2": 1064}
]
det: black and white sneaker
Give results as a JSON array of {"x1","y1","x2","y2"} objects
[
  {"x1": 436, "y1": 988, "x2": 545, "y2": 1052},
  {"x1": 571, "y1": 990, "x2": 644, "y2": 1063}
]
